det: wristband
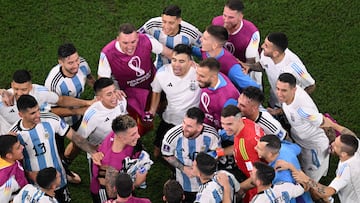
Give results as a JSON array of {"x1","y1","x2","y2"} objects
[{"x1": 216, "y1": 148, "x2": 225, "y2": 157}]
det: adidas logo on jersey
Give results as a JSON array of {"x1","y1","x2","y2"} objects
[
  {"x1": 10, "y1": 109, "x2": 16, "y2": 113},
  {"x1": 167, "y1": 82, "x2": 173, "y2": 87}
]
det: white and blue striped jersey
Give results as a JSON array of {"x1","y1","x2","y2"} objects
[
  {"x1": 139, "y1": 17, "x2": 202, "y2": 69},
  {"x1": 161, "y1": 124, "x2": 220, "y2": 192},
  {"x1": 250, "y1": 182, "x2": 304, "y2": 203},
  {"x1": 195, "y1": 170, "x2": 240, "y2": 203},
  {"x1": 77, "y1": 100, "x2": 127, "y2": 146},
  {"x1": 45, "y1": 57, "x2": 90, "y2": 98},
  {"x1": 45, "y1": 57, "x2": 91, "y2": 125},
  {"x1": 13, "y1": 184, "x2": 58, "y2": 203},
  {"x1": 9, "y1": 112, "x2": 69, "y2": 188},
  {"x1": 0, "y1": 84, "x2": 59, "y2": 127}
]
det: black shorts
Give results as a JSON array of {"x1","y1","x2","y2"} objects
[{"x1": 55, "y1": 185, "x2": 71, "y2": 203}]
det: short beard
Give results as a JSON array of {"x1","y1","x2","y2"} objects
[{"x1": 199, "y1": 81, "x2": 211, "y2": 88}]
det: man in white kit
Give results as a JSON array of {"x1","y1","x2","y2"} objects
[
  {"x1": 276, "y1": 73, "x2": 329, "y2": 181},
  {"x1": 147, "y1": 44, "x2": 201, "y2": 157},
  {"x1": 0, "y1": 70, "x2": 93, "y2": 127},
  {"x1": 276, "y1": 134, "x2": 360, "y2": 203},
  {"x1": 64, "y1": 78, "x2": 127, "y2": 172},
  {"x1": 244, "y1": 32, "x2": 316, "y2": 112}
]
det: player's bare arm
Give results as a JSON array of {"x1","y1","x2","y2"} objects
[
  {"x1": 163, "y1": 155, "x2": 185, "y2": 172},
  {"x1": 148, "y1": 92, "x2": 161, "y2": 115},
  {"x1": 304, "y1": 84, "x2": 316, "y2": 94},
  {"x1": 66, "y1": 129, "x2": 98, "y2": 155},
  {"x1": 105, "y1": 166, "x2": 119, "y2": 198},
  {"x1": 217, "y1": 172, "x2": 231, "y2": 203},
  {"x1": 240, "y1": 61, "x2": 264, "y2": 72},
  {"x1": 86, "y1": 74, "x2": 96, "y2": 87},
  {"x1": 51, "y1": 106, "x2": 89, "y2": 117},
  {"x1": 161, "y1": 45, "x2": 174, "y2": 60},
  {"x1": 320, "y1": 116, "x2": 356, "y2": 136},
  {"x1": 305, "y1": 178, "x2": 336, "y2": 200},
  {"x1": 57, "y1": 95, "x2": 95, "y2": 107}
]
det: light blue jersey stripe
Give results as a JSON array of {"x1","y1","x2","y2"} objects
[
  {"x1": 43, "y1": 122, "x2": 66, "y2": 187},
  {"x1": 29, "y1": 128, "x2": 47, "y2": 171},
  {"x1": 21, "y1": 190, "x2": 29, "y2": 202},
  {"x1": 17, "y1": 135, "x2": 32, "y2": 172},
  {"x1": 60, "y1": 82, "x2": 70, "y2": 96},
  {"x1": 71, "y1": 75, "x2": 82, "y2": 98}
]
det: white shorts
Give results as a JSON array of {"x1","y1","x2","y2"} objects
[{"x1": 299, "y1": 146, "x2": 329, "y2": 181}]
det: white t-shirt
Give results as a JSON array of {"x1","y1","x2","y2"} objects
[
  {"x1": 0, "y1": 175, "x2": 20, "y2": 203},
  {"x1": 77, "y1": 100, "x2": 127, "y2": 146},
  {"x1": 329, "y1": 155, "x2": 360, "y2": 203},
  {"x1": 282, "y1": 86, "x2": 327, "y2": 149},
  {"x1": 282, "y1": 87, "x2": 329, "y2": 180},
  {"x1": 260, "y1": 48, "x2": 315, "y2": 108},
  {"x1": 0, "y1": 84, "x2": 59, "y2": 127},
  {"x1": 0, "y1": 114, "x2": 11, "y2": 134},
  {"x1": 151, "y1": 64, "x2": 200, "y2": 125}
]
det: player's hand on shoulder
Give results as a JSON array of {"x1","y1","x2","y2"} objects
[
  {"x1": 1, "y1": 89, "x2": 14, "y2": 106},
  {"x1": 216, "y1": 172, "x2": 230, "y2": 188},
  {"x1": 116, "y1": 89, "x2": 127, "y2": 100},
  {"x1": 238, "y1": 60, "x2": 250, "y2": 74}
]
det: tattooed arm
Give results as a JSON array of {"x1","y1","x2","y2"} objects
[
  {"x1": 163, "y1": 156, "x2": 193, "y2": 178},
  {"x1": 292, "y1": 170, "x2": 336, "y2": 199},
  {"x1": 321, "y1": 116, "x2": 356, "y2": 136},
  {"x1": 163, "y1": 156, "x2": 185, "y2": 171},
  {"x1": 65, "y1": 129, "x2": 99, "y2": 156},
  {"x1": 306, "y1": 179, "x2": 336, "y2": 200},
  {"x1": 105, "y1": 166, "x2": 119, "y2": 198}
]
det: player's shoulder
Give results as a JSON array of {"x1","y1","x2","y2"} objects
[
  {"x1": 202, "y1": 124, "x2": 219, "y2": 137},
  {"x1": 45, "y1": 64, "x2": 65, "y2": 88},
  {"x1": 140, "y1": 17, "x2": 162, "y2": 32},
  {"x1": 156, "y1": 64, "x2": 172, "y2": 74},
  {"x1": 83, "y1": 104, "x2": 99, "y2": 120},
  {"x1": 40, "y1": 112, "x2": 61, "y2": 121},
  {"x1": 257, "y1": 110, "x2": 277, "y2": 123},
  {"x1": 79, "y1": 56, "x2": 88, "y2": 64},
  {"x1": 47, "y1": 64, "x2": 62, "y2": 76},
  {"x1": 180, "y1": 19, "x2": 200, "y2": 31},
  {"x1": 179, "y1": 20, "x2": 202, "y2": 38},
  {"x1": 33, "y1": 84, "x2": 50, "y2": 92},
  {"x1": 211, "y1": 15, "x2": 223, "y2": 25},
  {"x1": 164, "y1": 125, "x2": 183, "y2": 142},
  {"x1": 243, "y1": 18, "x2": 258, "y2": 28}
]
